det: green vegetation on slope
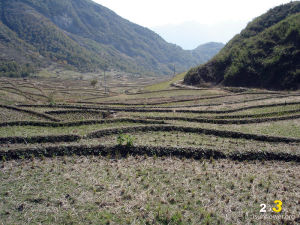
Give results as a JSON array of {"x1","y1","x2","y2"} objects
[
  {"x1": 184, "y1": 2, "x2": 300, "y2": 90},
  {"x1": 1, "y1": 0, "x2": 107, "y2": 73},
  {"x1": 0, "y1": 61, "x2": 34, "y2": 78}
]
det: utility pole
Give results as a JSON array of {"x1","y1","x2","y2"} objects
[
  {"x1": 173, "y1": 64, "x2": 176, "y2": 76},
  {"x1": 104, "y1": 68, "x2": 107, "y2": 94}
]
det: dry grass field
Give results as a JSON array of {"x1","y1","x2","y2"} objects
[{"x1": 0, "y1": 73, "x2": 299, "y2": 224}]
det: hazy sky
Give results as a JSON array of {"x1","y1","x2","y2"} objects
[
  {"x1": 93, "y1": 0, "x2": 293, "y2": 49},
  {"x1": 93, "y1": 0, "x2": 292, "y2": 27}
]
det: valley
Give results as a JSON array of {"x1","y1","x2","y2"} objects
[{"x1": 0, "y1": 0, "x2": 299, "y2": 224}]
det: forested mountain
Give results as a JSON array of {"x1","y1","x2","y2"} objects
[
  {"x1": 0, "y1": 0, "x2": 223, "y2": 77},
  {"x1": 184, "y1": 2, "x2": 300, "y2": 90}
]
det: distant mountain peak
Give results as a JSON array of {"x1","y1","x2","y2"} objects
[{"x1": 152, "y1": 21, "x2": 247, "y2": 50}]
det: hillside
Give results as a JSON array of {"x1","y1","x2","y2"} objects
[
  {"x1": 0, "y1": 0, "x2": 223, "y2": 77},
  {"x1": 184, "y1": 2, "x2": 300, "y2": 90},
  {"x1": 192, "y1": 42, "x2": 225, "y2": 62}
]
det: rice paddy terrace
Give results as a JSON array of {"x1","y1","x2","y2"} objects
[{"x1": 0, "y1": 75, "x2": 299, "y2": 224}]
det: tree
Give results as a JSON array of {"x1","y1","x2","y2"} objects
[{"x1": 90, "y1": 79, "x2": 98, "y2": 87}]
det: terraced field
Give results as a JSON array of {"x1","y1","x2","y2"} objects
[{"x1": 0, "y1": 76, "x2": 299, "y2": 224}]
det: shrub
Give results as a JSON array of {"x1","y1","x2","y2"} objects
[
  {"x1": 90, "y1": 79, "x2": 98, "y2": 87},
  {"x1": 117, "y1": 134, "x2": 134, "y2": 147},
  {"x1": 48, "y1": 92, "x2": 56, "y2": 105}
]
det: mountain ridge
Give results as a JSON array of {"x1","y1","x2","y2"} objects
[{"x1": 0, "y1": 0, "x2": 224, "y2": 77}]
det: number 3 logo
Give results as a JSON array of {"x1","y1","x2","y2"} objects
[{"x1": 272, "y1": 200, "x2": 282, "y2": 213}]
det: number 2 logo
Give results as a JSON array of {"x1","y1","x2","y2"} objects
[
  {"x1": 272, "y1": 200, "x2": 282, "y2": 213},
  {"x1": 260, "y1": 204, "x2": 266, "y2": 213}
]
